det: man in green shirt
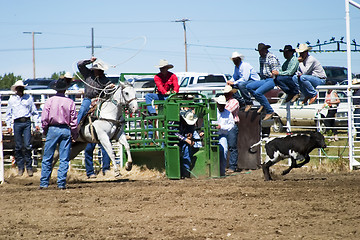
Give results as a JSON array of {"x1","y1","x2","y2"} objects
[{"x1": 272, "y1": 45, "x2": 300, "y2": 102}]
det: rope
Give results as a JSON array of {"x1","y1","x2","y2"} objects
[
  {"x1": 97, "y1": 36, "x2": 147, "y2": 68},
  {"x1": 320, "y1": 137, "x2": 349, "y2": 160}
]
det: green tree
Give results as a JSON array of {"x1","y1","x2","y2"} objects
[
  {"x1": 51, "y1": 71, "x2": 66, "y2": 80},
  {"x1": 0, "y1": 73, "x2": 22, "y2": 90}
]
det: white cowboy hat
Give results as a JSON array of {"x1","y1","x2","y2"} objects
[
  {"x1": 214, "y1": 95, "x2": 227, "y2": 105},
  {"x1": 223, "y1": 85, "x2": 237, "y2": 94},
  {"x1": 90, "y1": 60, "x2": 109, "y2": 71},
  {"x1": 180, "y1": 109, "x2": 198, "y2": 125},
  {"x1": 60, "y1": 72, "x2": 73, "y2": 79},
  {"x1": 155, "y1": 59, "x2": 174, "y2": 69},
  {"x1": 11, "y1": 80, "x2": 28, "y2": 92},
  {"x1": 296, "y1": 43, "x2": 313, "y2": 53},
  {"x1": 230, "y1": 51, "x2": 244, "y2": 60},
  {"x1": 353, "y1": 78, "x2": 360, "y2": 85}
]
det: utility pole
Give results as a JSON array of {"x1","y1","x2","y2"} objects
[
  {"x1": 86, "y1": 27, "x2": 101, "y2": 57},
  {"x1": 175, "y1": 19, "x2": 190, "y2": 72},
  {"x1": 23, "y1": 31, "x2": 42, "y2": 79}
]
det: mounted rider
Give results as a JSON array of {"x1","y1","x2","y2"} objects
[{"x1": 77, "y1": 57, "x2": 115, "y2": 124}]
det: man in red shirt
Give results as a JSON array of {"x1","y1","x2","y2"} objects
[{"x1": 145, "y1": 59, "x2": 179, "y2": 115}]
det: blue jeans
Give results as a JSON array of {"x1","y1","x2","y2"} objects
[
  {"x1": 13, "y1": 120, "x2": 32, "y2": 171},
  {"x1": 218, "y1": 135, "x2": 228, "y2": 176},
  {"x1": 234, "y1": 80, "x2": 255, "y2": 105},
  {"x1": 275, "y1": 75, "x2": 299, "y2": 96},
  {"x1": 355, "y1": 108, "x2": 360, "y2": 140},
  {"x1": 40, "y1": 126, "x2": 71, "y2": 188},
  {"x1": 246, "y1": 78, "x2": 275, "y2": 114},
  {"x1": 145, "y1": 93, "x2": 167, "y2": 114},
  {"x1": 85, "y1": 143, "x2": 111, "y2": 176},
  {"x1": 77, "y1": 98, "x2": 92, "y2": 124},
  {"x1": 227, "y1": 125, "x2": 239, "y2": 171},
  {"x1": 179, "y1": 142, "x2": 192, "y2": 177},
  {"x1": 292, "y1": 75, "x2": 325, "y2": 98}
]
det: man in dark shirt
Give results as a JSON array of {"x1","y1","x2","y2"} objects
[{"x1": 77, "y1": 57, "x2": 114, "y2": 123}]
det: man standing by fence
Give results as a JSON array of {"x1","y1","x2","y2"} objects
[{"x1": 6, "y1": 80, "x2": 40, "y2": 177}]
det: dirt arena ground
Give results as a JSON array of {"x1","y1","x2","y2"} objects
[{"x1": 1, "y1": 166, "x2": 360, "y2": 240}]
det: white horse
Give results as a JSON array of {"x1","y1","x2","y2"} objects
[{"x1": 70, "y1": 81, "x2": 138, "y2": 177}]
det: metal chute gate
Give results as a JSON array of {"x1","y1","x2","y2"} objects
[{"x1": 122, "y1": 92, "x2": 220, "y2": 179}]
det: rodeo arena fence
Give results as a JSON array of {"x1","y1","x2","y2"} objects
[{"x1": 1, "y1": 72, "x2": 360, "y2": 184}]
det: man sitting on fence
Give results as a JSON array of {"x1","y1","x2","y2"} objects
[{"x1": 145, "y1": 59, "x2": 179, "y2": 116}]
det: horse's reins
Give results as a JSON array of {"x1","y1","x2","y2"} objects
[{"x1": 94, "y1": 85, "x2": 135, "y2": 140}]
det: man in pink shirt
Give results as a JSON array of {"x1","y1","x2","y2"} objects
[
  {"x1": 223, "y1": 85, "x2": 240, "y2": 173},
  {"x1": 39, "y1": 77, "x2": 78, "y2": 189},
  {"x1": 145, "y1": 59, "x2": 179, "y2": 115}
]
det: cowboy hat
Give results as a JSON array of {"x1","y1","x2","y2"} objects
[
  {"x1": 280, "y1": 45, "x2": 296, "y2": 52},
  {"x1": 296, "y1": 43, "x2": 312, "y2": 53},
  {"x1": 49, "y1": 78, "x2": 70, "y2": 91},
  {"x1": 60, "y1": 72, "x2": 73, "y2": 79},
  {"x1": 223, "y1": 85, "x2": 237, "y2": 94},
  {"x1": 214, "y1": 95, "x2": 227, "y2": 105},
  {"x1": 353, "y1": 78, "x2": 360, "y2": 85},
  {"x1": 90, "y1": 60, "x2": 109, "y2": 71},
  {"x1": 155, "y1": 59, "x2": 174, "y2": 69},
  {"x1": 10, "y1": 80, "x2": 28, "y2": 92},
  {"x1": 230, "y1": 51, "x2": 244, "y2": 60},
  {"x1": 180, "y1": 109, "x2": 198, "y2": 125},
  {"x1": 256, "y1": 43, "x2": 271, "y2": 51}
]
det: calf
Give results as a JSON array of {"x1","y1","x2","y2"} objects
[{"x1": 249, "y1": 132, "x2": 326, "y2": 181}]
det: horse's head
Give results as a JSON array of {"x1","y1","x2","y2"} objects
[{"x1": 118, "y1": 81, "x2": 138, "y2": 113}]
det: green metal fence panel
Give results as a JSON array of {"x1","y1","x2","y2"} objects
[{"x1": 123, "y1": 92, "x2": 220, "y2": 179}]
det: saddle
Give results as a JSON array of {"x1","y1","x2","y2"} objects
[{"x1": 78, "y1": 98, "x2": 125, "y2": 142}]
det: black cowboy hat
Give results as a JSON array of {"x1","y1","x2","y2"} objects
[
  {"x1": 49, "y1": 78, "x2": 70, "y2": 91},
  {"x1": 280, "y1": 45, "x2": 296, "y2": 52},
  {"x1": 256, "y1": 43, "x2": 271, "y2": 51}
]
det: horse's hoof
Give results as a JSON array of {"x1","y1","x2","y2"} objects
[{"x1": 125, "y1": 162, "x2": 132, "y2": 171}]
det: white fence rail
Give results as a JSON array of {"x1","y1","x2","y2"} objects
[{"x1": 1, "y1": 84, "x2": 360, "y2": 183}]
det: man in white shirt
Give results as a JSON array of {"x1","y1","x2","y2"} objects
[
  {"x1": 6, "y1": 80, "x2": 40, "y2": 177},
  {"x1": 292, "y1": 44, "x2": 327, "y2": 105},
  {"x1": 214, "y1": 95, "x2": 235, "y2": 176}
]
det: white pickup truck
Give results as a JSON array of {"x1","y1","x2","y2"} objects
[{"x1": 175, "y1": 72, "x2": 231, "y2": 88}]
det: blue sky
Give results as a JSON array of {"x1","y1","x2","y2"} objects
[{"x1": 1, "y1": 0, "x2": 360, "y2": 79}]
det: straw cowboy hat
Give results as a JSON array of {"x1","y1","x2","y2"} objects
[
  {"x1": 155, "y1": 59, "x2": 174, "y2": 69},
  {"x1": 296, "y1": 43, "x2": 312, "y2": 53},
  {"x1": 214, "y1": 95, "x2": 227, "y2": 105},
  {"x1": 180, "y1": 109, "x2": 198, "y2": 125},
  {"x1": 230, "y1": 51, "x2": 244, "y2": 60},
  {"x1": 49, "y1": 78, "x2": 70, "y2": 91},
  {"x1": 256, "y1": 43, "x2": 271, "y2": 51},
  {"x1": 90, "y1": 60, "x2": 109, "y2": 71},
  {"x1": 60, "y1": 72, "x2": 73, "y2": 79},
  {"x1": 11, "y1": 80, "x2": 28, "y2": 92},
  {"x1": 223, "y1": 85, "x2": 237, "y2": 94},
  {"x1": 280, "y1": 45, "x2": 296, "y2": 52},
  {"x1": 353, "y1": 78, "x2": 360, "y2": 85}
]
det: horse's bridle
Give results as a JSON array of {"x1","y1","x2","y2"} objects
[{"x1": 109, "y1": 85, "x2": 136, "y2": 107}]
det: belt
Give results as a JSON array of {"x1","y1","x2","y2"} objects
[{"x1": 14, "y1": 117, "x2": 30, "y2": 123}]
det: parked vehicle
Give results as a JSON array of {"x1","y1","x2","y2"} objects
[
  {"x1": 176, "y1": 72, "x2": 231, "y2": 88},
  {"x1": 323, "y1": 66, "x2": 349, "y2": 85},
  {"x1": 271, "y1": 91, "x2": 348, "y2": 132},
  {"x1": 23, "y1": 78, "x2": 54, "y2": 90}
]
